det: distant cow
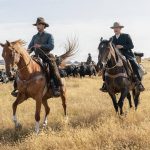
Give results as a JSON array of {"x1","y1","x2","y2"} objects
[
  {"x1": 79, "y1": 62, "x2": 96, "y2": 78},
  {"x1": 0, "y1": 70, "x2": 9, "y2": 83},
  {"x1": 64, "y1": 65, "x2": 79, "y2": 77}
]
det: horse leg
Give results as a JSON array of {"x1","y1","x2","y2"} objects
[
  {"x1": 108, "y1": 92, "x2": 118, "y2": 113},
  {"x1": 12, "y1": 93, "x2": 26, "y2": 129},
  {"x1": 132, "y1": 89, "x2": 140, "y2": 110},
  {"x1": 42, "y1": 99, "x2": 50, "y2": 127},
  {"x1": 60, "y1": 86, "x2": 67, "y2": 116},
  {"x1": 118, "y1": 89, "x2": 128, "y2": 115},
  {"x1": 127, "y1": 92, "x2": 133, "y2": 108},
  {"x1": 35, "y1": 98, "x2": 42, "y2": 134}
]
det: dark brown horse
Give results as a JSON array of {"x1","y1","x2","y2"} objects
[
  {"x1": 0, "y1": 39, "x2": 77, "y2": 133},
  {"x1": 97, "y1": 39, "x2": 141, "y2": 115}
]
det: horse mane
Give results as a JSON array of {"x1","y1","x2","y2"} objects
[{"x1": 11, "y1": 39, "x2": 26, "y2": 46}]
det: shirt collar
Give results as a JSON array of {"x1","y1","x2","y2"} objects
[
  {"x1": 115, "y1": 34, "x2": 121, "y2": 39},
  {"x1": 38, "y1": 31, "x2": 46, "y2": 35}
]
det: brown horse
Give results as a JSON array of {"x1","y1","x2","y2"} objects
[{"x1": 0, "y1": 39, "x2": 77, "y2": 133}]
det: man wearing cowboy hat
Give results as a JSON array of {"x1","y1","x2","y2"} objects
[
  {"x1": 11, "y1": 17, "x2": 62, "y2": 97},
  {"x1": 100, "y1": 22, "x2": 145, "y2": 92}
]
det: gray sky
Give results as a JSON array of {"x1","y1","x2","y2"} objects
[{"x1": 0, "y1": 0, "x2": 149, "y2": 62}]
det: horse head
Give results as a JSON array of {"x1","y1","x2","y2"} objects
[
  {"x1": 97, "y1": 38, "x2": 112, "y2": 70},
  {"x1": 0, "y1": 40, "x2": 26, "y2": 77}
]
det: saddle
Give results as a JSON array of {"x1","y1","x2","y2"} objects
[{"x1": 31, "y1": 55, "x2": 50, "y2": 85}]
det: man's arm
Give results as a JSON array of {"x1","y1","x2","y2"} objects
[
  {"x1": 122, "y1": 34, "x2": 134, "y2": 50},
  {"x1": 41, "y1": 34, "x2": 54, "y2": 52},
  {"x1": 28, "y1": 36, "x2": 35, "y2": 53}
]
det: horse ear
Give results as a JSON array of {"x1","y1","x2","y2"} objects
[
  {"x1": 6, "y1": 40, "x2": 11, "y2": 46},
  {"x1": 100, "y1": 37, "x2": 103, "y2": 42},
  {"x1": 0, "y1": 43, "x2": 5, "y2": 47}
]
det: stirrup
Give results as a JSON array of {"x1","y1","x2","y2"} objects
[
  {"x1": 11, "y1": 90, "x2": 18, "y2": 97},
  {"x1": 100, "y1": 83, "x2": 107, "y2": 92}
]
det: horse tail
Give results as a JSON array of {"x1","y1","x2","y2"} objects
[{"x1": 59, "y1": 38, "x2": 78, "y2": 63}]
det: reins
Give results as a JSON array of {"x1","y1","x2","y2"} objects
[{"x1": 17, "y1": 57, "x2": 32, "y2": 73}]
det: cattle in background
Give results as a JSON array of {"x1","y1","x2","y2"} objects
[
  {"x1": 64, "y1": 65, "x2": 79, "y2": 77},
  {"x1": 79, "y1": 62, "x2": 97, "y2": 78},
  {"x1": 134, "y1": 52, "x2": 147, "y2": 76},
  {"x1": 0, "y1": 70, "x2": 9, "y2": 83}
]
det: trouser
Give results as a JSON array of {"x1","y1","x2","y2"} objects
[
  {"x1": 128, "y1": 59, "x2": 141, "y2": 81},
  {"x1": 46, "y1": 54, "x2": 63, "y2": 87},
  {"x1": 119, "y1": 50, "x2": 142, "y2": 81}
]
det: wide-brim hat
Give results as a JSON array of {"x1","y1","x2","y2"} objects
[
  {"x1": 110, "y1": 22, "x2": 124, "y2": 29},
  {"x1": 33, "y1": 17, "x2": 49, "y2": 27}
]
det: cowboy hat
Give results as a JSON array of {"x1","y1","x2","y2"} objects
[
  {"x1": 33, "y1": 17, "x2": 49, "y2": 27},
  {"x1": 110, "y1": 22, "x2": 124, "y2": 29}
]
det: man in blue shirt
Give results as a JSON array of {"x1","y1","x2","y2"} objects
[{"x1": 12, "y1": 17, "x2": 62, "y2": 97}]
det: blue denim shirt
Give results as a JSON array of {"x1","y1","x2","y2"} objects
[{"x1": 28, "y1": 31, "x2": 54, "y2": 54}]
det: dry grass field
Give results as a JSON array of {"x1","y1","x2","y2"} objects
[{"x1": 0, "y1": 60, "x2": 150, "y2": 150}]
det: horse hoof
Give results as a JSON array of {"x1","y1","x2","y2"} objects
[
  {"x1": 15, "y1": 123, "x2": 22, "y2": 131},
  {"x1": 43, "y1": 123, "x2": 48, "y2": 128},
  {"x1": 64, "y1": 116, "x2": 69, "y2": 124}
]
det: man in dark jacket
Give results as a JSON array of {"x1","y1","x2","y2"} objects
[
  {"x1": 11, "y1": 17, "x2": 62, "y2": 97},
  {"x1": 100, "y1": 22, "x2": 145, "y2": 92}
]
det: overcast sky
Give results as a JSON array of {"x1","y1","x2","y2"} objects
[{"x1": 0, "y1": 0, "x2": 149, "y2": 62}]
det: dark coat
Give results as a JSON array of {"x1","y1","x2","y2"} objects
[
  {"x1": 111, "y1": 33, "x2": 135, "y2": 59},
  {"x1": 111, "y1": 33, "x2": 142, "y2": 81}
]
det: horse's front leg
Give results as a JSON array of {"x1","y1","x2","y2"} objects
[
  {"x1": 118, "y1": 89, "x2": 129, "y2": 115},
  {"x1": 35, "y1": 98, "x2": 42, "y2": 134},
  {"x1": 12, "y1": 93, "x2": 26, "y2": 129},
  {"x1": 127, "y1": 92, "x2": 133, "y2": 108},
  {"x1": 42, "y1": 99, "x2": 50, "y2": 127},
  {"x1": 108, "y1": 92, "x2": 118, "y2": 113}
]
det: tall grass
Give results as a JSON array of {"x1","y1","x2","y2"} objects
[{"x1": 0, "y1": 61, "x2": 150, "y2": 150}]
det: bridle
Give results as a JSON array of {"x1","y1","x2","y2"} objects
[
  {"x1": 99, "y1": 42, "x2": 122, "y2": 70},
  {"x1": 10, "y1": 47, "x2": 32, "y2": 73}
]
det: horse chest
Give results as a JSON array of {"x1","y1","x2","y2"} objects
[{"x1": 17, "y1": 75, "x2": 46, "y2": 94}]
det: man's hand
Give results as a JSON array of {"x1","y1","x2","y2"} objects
[
  {"x1": 34, "y1": 44, "x2": 41, "y2": 48},
  {"x1": 116, "y1": 45, "x2": 123, "y2": 49}
]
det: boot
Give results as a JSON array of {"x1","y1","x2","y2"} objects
[
  {"x1": 134, "y1": 76, "x2": 145, "y2": 92},
  {"x1": 100, "y1": 82, "x2": 107, "y2": 92},
  {"x1": 50, "y1": 79, "x2": 61, "y2": 97},
  {"x1": 11, "y1": 79, "x2": 18, "y2": 97},
  {"x1": 137, "y1": 82, "x2": 145, "y2": 92}
]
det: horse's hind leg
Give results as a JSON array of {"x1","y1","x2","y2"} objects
[
  {"x1": 42, "y1": 99, "x2": 50, "y2": 127},
  {"x1": 12, "y1": 93, "x2": 26, "y2": 129},
  {"x1": 108, "y1": 92, "x2": 118, "y2": 113},
  {"x1": 132, "y1": 89, "x2": 140, "y2": 110},
  {"x1": 60, "y1": 85, "x2": 67, "y2": 116},
  {"x1": 127, "y1": 92, "x2": 133, "y2": 108}
]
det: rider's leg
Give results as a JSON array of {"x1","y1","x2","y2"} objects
[
  {"x1": 129, "y1": 59, "x2": 145, "y2": 92},
  {"x1": 11, "y1": 78, "x2": 18, "y2": 97},
  {"x1": 47, "y1": 54, "x2": 63, "y2": 96}
]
